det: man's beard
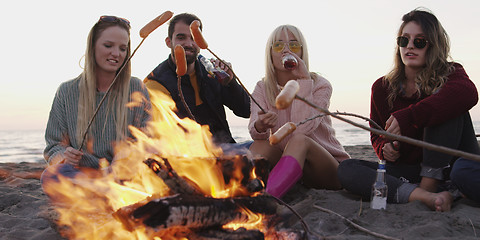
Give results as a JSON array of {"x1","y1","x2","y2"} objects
[
  {"x1": 171, "y1": 47, "x2": 198, "y2": 66},
  {"x1": 185, "y1": 53, "x2": 197, "y2": 65},
  {"x1": 184, "y1": 46, "x2": 198, "y2": 64}
]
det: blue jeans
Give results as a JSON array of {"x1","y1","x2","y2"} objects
[
  {"x1": 220, "y1": 140, "x2": 253, "y2": 155},
  {"x1": 40, "y1": 164, "x2": 100, "y2": 201},
  {"x1": 451, "y1": 158, "x2": 480, "y2": 203},
  {"x1": 338, "y1": 159, "x2": 419, "y2": 203},
  {"x1": 421, "y1": 112, "x2": 479, "y2": 180},
  {"x1": 338, "y1": 112, "x2": 479, "y2": 203}
]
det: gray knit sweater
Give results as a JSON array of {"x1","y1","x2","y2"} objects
[{"x1": 44, "y1": 76, "x2": 151, "y2": 168}]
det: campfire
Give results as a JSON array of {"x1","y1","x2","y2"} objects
[{"x1": 43, "y1": 90, "x2": 303, "y2": 240}]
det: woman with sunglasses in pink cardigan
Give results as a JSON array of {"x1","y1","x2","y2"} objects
[{"x1": 248, "y1": 25, "x2": 350, "y2": 198}]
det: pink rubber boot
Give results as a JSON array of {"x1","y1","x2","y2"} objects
[{"x1": 266, "y1": 155, "x2": 303, "y2": 198}]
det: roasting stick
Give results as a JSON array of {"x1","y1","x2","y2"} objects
[
  {"x1": 269, "y1": 114, "x2": 325, "y2": 145},
  {"x1": 270, "y1": 112, "x2": 390, "y2": 146},
  {"x1": 189, "y1": 20, "x2": 266, "y2": 114},
  {"x1": 79, "y1": 11, "x2": 174, "y2": 150},
  {"x1": 174, "y1": 45, "x2": 196, "y2": 121},
  {"x1": 275, "y1": 80, "x2": 480, "y2": 162}
]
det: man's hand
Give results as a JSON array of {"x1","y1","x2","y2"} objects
[{"x1": 213, "y1": 59, "x2": 234, "y2": 85}]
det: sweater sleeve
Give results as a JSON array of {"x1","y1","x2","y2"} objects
[
  {"x1": 369, "y1": 78, "x2": 390, "y2": 159},
  {"x1": 129, "y1": 77, "x2": 152, "y2": 132},
  {"x1": 44, "y1": 84, "x2": 70, "y2": 165},
  {"x1": 393, "y1": 63, "x2": 478, "y2": 130}
]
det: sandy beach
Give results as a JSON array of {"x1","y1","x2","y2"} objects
[{"x1": 1, "y1": 145, "x2": 479, "y2": 240}]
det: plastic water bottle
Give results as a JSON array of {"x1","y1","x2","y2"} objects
[
  {"x1": 371, "y1": 160, "x2": 387, "y2": 210},
  {"x1": 199, "y1": 56, "x2": 230, "y2": 84}
]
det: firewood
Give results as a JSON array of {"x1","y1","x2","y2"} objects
[
  {"x1": 191, "y1": 227, "x2": 265, "y2": 240},
  {"x1": 114, "y1": 193, "x2": 278, "y2": 236},
  {"x1": 216, "y1": 155, "x2": 269, "y2": 187},
  {"x1": 144, "y1": 154, "x2": 270, "y2": 196},
  {"x1": 144, "y1": 158, "x2": 201, "y2": 195}
]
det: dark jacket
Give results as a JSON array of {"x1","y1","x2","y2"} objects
[{"x1": 145, "y1": 55, "x2": 251, "y2": 144}]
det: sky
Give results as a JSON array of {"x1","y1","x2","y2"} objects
[{"x1": 1, "y1": 0, "x2": 479, "y2": 131}]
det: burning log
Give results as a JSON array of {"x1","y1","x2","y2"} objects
[
  {"x1": 215, "y1": 154, "x2": 270, "y2": 194},
  {"x1": 144, "y1": 158, "x2": 201, "y2": 195},
  {"x1": 114, "y1": 193, "x2": 278, "y2": 238},
  {"x1": 191, "y1": 227, "x2": 265, "y2": 240},
  {"x1": 144, "y1": 154, "x2": 270, "y2": 196}
]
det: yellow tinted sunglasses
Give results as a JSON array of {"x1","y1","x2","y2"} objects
[{"x1": 272, "y1": 41, "x2": 302, "y2": 53}]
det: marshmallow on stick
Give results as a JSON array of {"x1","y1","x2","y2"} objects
[
  {"x1": 275, "y1": 80, "x2": 300, "y2": 109},
  {"x1": 269, "y1": 122, "x2": 297, "y2": 145}
]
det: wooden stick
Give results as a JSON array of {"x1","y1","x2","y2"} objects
[
  {"x1": 313, "y1": 204, "x2": 400, "y2": 240},
  {"x1": 177, "y1": 76, "x2": 196, "y2": 121},
  {"x1": 294, "y1": 94, "x2": 480, "y2": 162}
]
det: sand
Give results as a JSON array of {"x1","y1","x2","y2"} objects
[{"x1": 1, "y1": 145, "x2": 479, "y2": 240}]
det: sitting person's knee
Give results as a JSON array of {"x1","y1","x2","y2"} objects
[{"x1": 287, "y1": 133, "x2": 310, "y2": 144}]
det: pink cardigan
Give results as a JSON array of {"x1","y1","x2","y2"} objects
[{"x1": 248, "y1": 75, "x2": 350, "y2": 162}]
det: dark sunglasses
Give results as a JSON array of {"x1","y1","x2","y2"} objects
[
  {"x1": 98, "y1": 15, "x2": 130, "y2": 27},
  {"x1": 397, "y1": 36, "x2": 428, "y2": 49}
]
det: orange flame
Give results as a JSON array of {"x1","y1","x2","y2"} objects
[{"x1": 44, "y1": 89, "x2": 268, "y2": 239}]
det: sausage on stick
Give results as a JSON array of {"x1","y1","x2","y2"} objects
[
  {"x1": 189, "y1": 20, "x2": 208, "y2": 49},
  {"x1": 188, "y1": 20, "x2": 267, "y2": 113},
  {"x1": 174, "y1": 45, "x2": 187, "y2": 76},
  {"x1": 174, "y1": 44, "x2": 195, "y2": 120},
  {"x1": 140, "y1": 11, "x2": 174, "y2": 38}
]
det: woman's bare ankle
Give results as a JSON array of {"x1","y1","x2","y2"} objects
[{"x1": 419, "y1": 177, "x2": 438, "y2": 192}]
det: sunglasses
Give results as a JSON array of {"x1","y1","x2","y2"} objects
[
  {"x1": 272, "y1": 41, "x2": 302, "y2": 53},
  {"x1": 98, "y1": 15, "x2": 130, "y2": 27},
  {"x1": 397, "y1": 36, "x2": 428, "y2": 49}
]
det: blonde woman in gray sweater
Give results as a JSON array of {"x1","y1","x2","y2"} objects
[{"x1": 41, "y1": 16, "x2": 151, "y2": 191}]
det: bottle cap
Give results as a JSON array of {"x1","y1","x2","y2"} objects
[{"x1": 378, "y1": 160, "x2": 386, "y2": 170}]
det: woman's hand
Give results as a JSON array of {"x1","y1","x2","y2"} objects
[
  {"x1": 385, "y1": 115, "x2": 401, "y2": 135},
  {"x1": 382, "y1": 141, "x2": 400, "y2": 162},
  {"x1": 290, "y1": 53, "x2": 310, "y2": 80},
  {"x1": 384, "y1": 116, "x2": 401, "y2": 162},
  {"x1": 63, "y1": 147, "x2": 83, "y2": 166},
  {"x1": 254, "y1": 111, "x2": 277, "y2": 133}
]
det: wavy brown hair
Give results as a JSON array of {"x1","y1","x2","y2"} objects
[{"x1": 384, "y1": 8, "x2": 454, "y2": 107}]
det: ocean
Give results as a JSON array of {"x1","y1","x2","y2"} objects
[{"x1": 2, "y1": 121, "x2": 479, "y2": 164}]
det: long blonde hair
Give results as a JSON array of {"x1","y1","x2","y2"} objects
[
  {"x1": 384, "y1": 8, "x2": 454, "y2": 107},
  {"x1": 263, "y1": 25, "x2": 316, "y2": 106},
  {"x1": 76, "y1": 18, "x2": 132, "y2": 145}
]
